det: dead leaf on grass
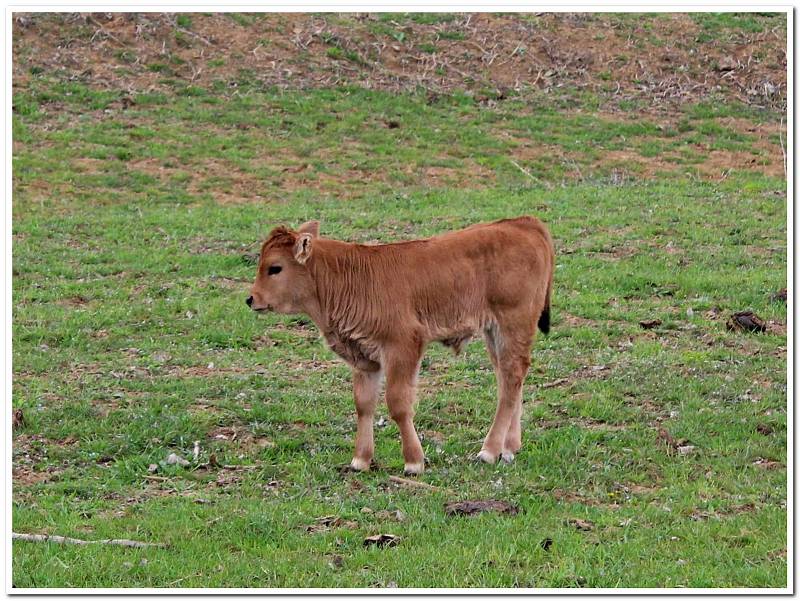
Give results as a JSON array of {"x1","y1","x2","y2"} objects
[
  {"x1": 727, "y1": 311, "x2": 767, "y2": 333},
  {"x1": 756, "y1": 423, "x2": 775, "y2": 436},
  {"x1": 639, "y1": 318, "x2": 662, "y2": 329},
  {"x1": 305, "y1": 515, "x2": 358, "y2": 533},
  {"x1": 656, "y1": 428, "x2": 690, "y2": 455},
  {"x1": 363, "y1": 533, "x2": 400, "y2": 548},
  {"x1": 568, "y1": 518, "x2": 595, "y2": 531},
  {"x1": 753, "y1": 458, "x2": 783, "y2": 470},
  {"x1": 771, "y1": 288, "x2": 787, "y2": 303},
  {"x1": 375, "y1": 509, "x2": 406, "y2": 522},
  {"x1": 327, "y1": 554, "x2": 344, "y2": 568},
  {"x1": 13, "y1": 409, "x2": 25, "y2": 430},
  {"x1": 282, "y1": 163, "x2": 309, "y2": 173},
  {"x1": 444, "y1": 500, "x2": 519, "y2": 516}
]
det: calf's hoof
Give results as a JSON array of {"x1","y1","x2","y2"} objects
[
  {"x1": 349, "y1": 457, "x2": 371, "y2": 472},
  {"x1": 403, "y1": 461, "x2": 425, "y2": 475},
  {"x1": 476, "y1": 449, "x2": 498, "y2": 464},
  {"x1": 500, "y1": 450, "x2": 515, "y2": 464}
]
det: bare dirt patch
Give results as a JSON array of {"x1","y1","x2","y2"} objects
[
  {"x1": 12, "y1": 434, "x2": 75, "y2": 486},
  {"x1": 207, "y1": 424, "x2": 275, "y2": 454},
  {"x1": 13, "y1": 13, "x2": 786, "y2": 110}
]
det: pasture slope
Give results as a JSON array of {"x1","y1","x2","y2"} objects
[{"x1": 12, "y1": 13, "x2": 787, "y2": 588}]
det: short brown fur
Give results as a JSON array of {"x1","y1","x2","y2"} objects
[{"x1": 248, "y1": 216, "x2": 554, "y2": 473}]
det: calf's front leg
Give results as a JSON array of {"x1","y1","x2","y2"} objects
[
  {"x1": 350, "y1": 367, "x2": 383, "y2": 472},
  {"x1": 384, "y1": 349, "x2": 425, "y2": 475}
]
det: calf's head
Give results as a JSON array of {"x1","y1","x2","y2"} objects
[{"x1": 247, "y1": 220, "x2": 319, "y2": 314}]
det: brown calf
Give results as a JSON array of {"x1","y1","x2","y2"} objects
[{"x1": 247, "y1": 217, "x2": 554, "y2": 474}]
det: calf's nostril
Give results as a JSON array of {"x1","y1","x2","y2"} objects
[{"x1": 246, "y1": 296, "x2": 253, "y2": 307}]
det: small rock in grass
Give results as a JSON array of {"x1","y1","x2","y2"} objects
[
  {"x1": 147, "y1": 463, "x2": 159, "y2": 473},
  {"x1": 165, "y1": 453, "x2": 189, "y2": 467}
]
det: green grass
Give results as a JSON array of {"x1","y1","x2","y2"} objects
[{"x1": 12, "y1": 72, "x2": 787, "y2": 588}]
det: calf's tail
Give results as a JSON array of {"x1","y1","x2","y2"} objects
[
  {"x1": 537, "y1": 240, "x2": 554, "y2": 335},
  {"x1": 537, "y1": 278, "x2": 551, "y2": 335}
]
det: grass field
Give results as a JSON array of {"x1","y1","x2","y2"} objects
[{"x1": 11, "y1": 12, "x2": 787, "y2": 589}]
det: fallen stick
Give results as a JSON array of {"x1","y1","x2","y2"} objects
[
  {"x1": 196, "y1": 462, "x2": 259, "y2": 471},
  {"x1": 510, "y1": 159, "x2": 553, "y2": 190},
  {"x1": 541, "y1": 377, "x2": 570, "y2": 389},
  {"x1": 388, "y1": 475, "x2": 450, "y2": 493},
  {"x1": 86, "y1": 15, "x2": 125, "y2": 46},
  {"x1": 13, "y1": 532, "x2": 166, "y2": 548}
]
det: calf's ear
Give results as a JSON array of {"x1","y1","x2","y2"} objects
[
  {"x1": 297, "y1": 220, "x2": 320, "y2": 238},
  {"x1": 294, "y1": 233, "x2": 313, "y2": 264}
]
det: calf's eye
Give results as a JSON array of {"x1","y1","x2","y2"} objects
[{"x1": 267, "y1": 265, "x2": 282, "y2": 276}]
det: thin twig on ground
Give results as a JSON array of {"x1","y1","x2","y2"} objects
[
  {"x1": 510, "y1": 159, "x2": 553, "y2": 189},
  {"x1": 86, "y1": 15, "x2": 125, "y2": 46},
  {"x1": 388, "y1": 475, "x2": 451, "y2": 493}
]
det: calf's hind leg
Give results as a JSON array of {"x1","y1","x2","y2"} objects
[{"x1": 478, "y1": 332, "x2": 531, "y2": 464}]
